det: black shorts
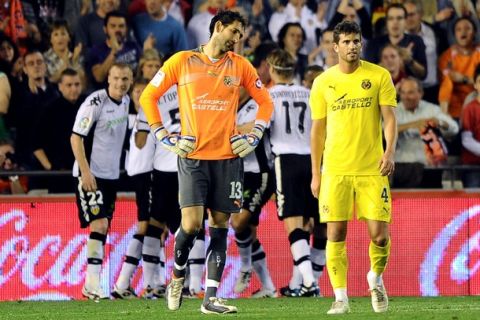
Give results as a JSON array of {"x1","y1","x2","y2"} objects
[
  {"x1": 178, "y1": 157, "x2": 244, "y2": 213},
  {"x1": 75, "y1": 177, "x2": 117, "y2": 228},
  {"x1": 274, "y1": 154, "x2": 318, "y2": 220},
  {"x1": 151, "y1": 170, "x2": 181, "y2": 233},
  {"x1": 243, "y1": 170, "x2": 275, "y2": 226},
  {"x1": 130, "y1": 172, "x2": 153, "y2": 222}
]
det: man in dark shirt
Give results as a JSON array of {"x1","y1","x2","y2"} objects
[
  {"x1": 9, "y1": 50, "x2": 59, "y2": 171},
  {"x1": 87, "y1": 11, "x2": 141, "y2": 89},
  {"x1": 75, "y1": 0, "x2": 120, "y2": 49},
  {"x1": 364, "y1": 3, "x2": 427, "y2": 80},
  {"x1": 33, "y1": 68, "x2": 84, "y2": 193}
]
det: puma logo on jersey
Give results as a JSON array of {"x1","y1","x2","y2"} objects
[
  {"x1": 335, "y1": 93, "x2": 347, "y2": 102},
  {"x1": 328, "y1": 85, "x2": 336, "y2": 90}
]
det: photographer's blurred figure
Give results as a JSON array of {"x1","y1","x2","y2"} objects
[{"x1": 0, "y1": 141, "x2": 25, "y2": 194}]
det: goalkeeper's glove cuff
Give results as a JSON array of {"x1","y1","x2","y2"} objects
[
  {"x1": 230, "y1": 124, "x2": 265, "y2": 158},
  {"x1": 153, "y1": 126, "x2": 196, "y2": 158}
]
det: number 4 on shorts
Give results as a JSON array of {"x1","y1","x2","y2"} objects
[{"x1": 381, "y1": 187, "x2": 389, "y2": 203}]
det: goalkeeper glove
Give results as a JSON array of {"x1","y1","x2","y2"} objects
[
  {"x1": 230, "y1": 124, "x2": 265, "y2": 158},
  {"x1": 154, "y1": 126, "x2": 196, "y2": 158}
]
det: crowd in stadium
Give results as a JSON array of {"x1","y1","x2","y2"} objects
[{"x1": 0, "y1": 0, "x2": 480, "y2": 193}]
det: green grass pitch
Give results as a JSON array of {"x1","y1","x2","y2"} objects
[{"x1": 1, "y1": 297, "x2": 479, "y2": 320}]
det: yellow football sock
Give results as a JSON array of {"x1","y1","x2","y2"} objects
[
  {"x1": 326, "y1": 240, "x2": 348, "y2": 289},
  {"x1": 369, "y1": 238, "x2": 391, "y2": 276}
]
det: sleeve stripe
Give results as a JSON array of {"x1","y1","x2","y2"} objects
[{"x1": 72, "y1": 131, "x2": 87, "y2": 138}]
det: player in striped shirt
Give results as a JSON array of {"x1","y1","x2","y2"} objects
[
  {"x1": 71, "y1": 63, "x2": 133, "y2": 300},
  {"x1": 267, "y1": 49, "x2": 320, "y2": 297}
]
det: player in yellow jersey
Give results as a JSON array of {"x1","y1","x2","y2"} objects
[
  {"x1": 139, "y1": 10, "x2": 273, "y2": 314},
  {"x1": 309, "y1": 21, "x2": 397, "y2": 314}
]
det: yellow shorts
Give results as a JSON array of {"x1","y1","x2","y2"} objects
[{"x1": 318, "y1": 174, "x2": 392, "y2": 223}]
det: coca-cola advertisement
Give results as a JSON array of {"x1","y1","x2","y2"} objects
[{"x1": 0, "y1": 193, "x2": 479, "y2": 300}]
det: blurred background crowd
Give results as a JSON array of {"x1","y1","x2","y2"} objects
[{"x1": 1, "y1": 0, "x2": 480, "y2": 194}]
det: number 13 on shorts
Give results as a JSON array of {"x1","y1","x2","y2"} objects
[
  {"x1": 229, "y1": 180, "x2": 243, "y2": 209},
  {"x1": 229, "y1": 181, "x2": 243, "y2": 199}
]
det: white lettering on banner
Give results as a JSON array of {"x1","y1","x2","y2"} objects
[
  {"x1": 420, "y1": 205, "x2": 480, "y2": 296},
  {"x1": 48, "y1": 235, "x2": 88, "y2": 286},
  {"x1": 0, "y1": 206, "x2": 251, "y2": 300},
  {"x1": 21, "y1": 235, "x2": 89, "y2": 289},
  {"x1": 0, "y1": 209, "x2": 141, "y2": 299},
  {"x1": 0, "y1": 237, "x2": 28, "y2": 286},
  {"x1": 0, "y1": 209, "x2": 29, "y2": 286},
  {"x1": 451, "y1": 231, "x2": 480, "y2": 283},
  {"x1": 3, "y1": 200, "x2": 480, "y2": 300},
  {"x1": 22, "y1": 236, "x2": 62, "y2": 289},
  {"x1": 0, "y1": 209, "x2": 27, "y2": 229}
]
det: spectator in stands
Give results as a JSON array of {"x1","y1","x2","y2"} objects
[
  {"x1": 415, "y1": 0, "x2": 452, "y2": 26},
  {"x1": 132, "y1": 0, "x2": 188, "y2": 58},
  {"x1": 236, "y1": 0, "x2": 270, "y2": 41},
  {"x1": 0, "y1": 70, "x2": 11, "y2": 140},
  {"x1": 88, "y1": 11, "x2": 142, "y2": 89},
  {"x1": 404, "y1": 0, "x2": 439, "y2": 104},
  {"x1": 136, "y1": 48, "x2": 162, "y2": 80},
  {"x1": 187, "y1": 0, "x2": 227, "y2": 49},
  {"x1": 268, "y1": 0, "x2": 327, "y2": 54},
  {"x1": 32, "y1": 68, "x2": 84, "y2": 193},
  {"x1": 394, "y1": 77, "x2": 458, "y2": 188},
  {"x1": 0, "y1": 142, "x2": 14, "y2": 168},
  {"x1": 327, "y1": 0, "x2": 373, "y2": 40},
  {"x1": 302, "y1": 64, "x2": 323, "y2": 90},
  {"x1": 0, "y1": 35, "x2": 23, "y2": 81},
  {"x1": 8, "y1": 50, "x2": 59, "y2": 189},
  {"x1": 242, "y1": 24, "x2": 267, "y2": 62},
  {"x1": 438, "y1": 17, "x2": 480, "y2": 120},
  {"x1": 379, "y1": 44, "x2": 407, "y2": 90},
  {"x1": 64, "y1": 0, "x2": 93, "y2": 34},
  {"x1": 128, "y1": 0, "x2": 188, "y2": 26},
  {"x1": 0, "y1": 0, "x2": 43, "y2": 54},
  {"x1": 365, "y1": 3, "x2": 427, "y2": 80},
  {"x1": 308, "y1": 29, "x2": 338, "y2": 69},
  {"x1": 250, "y1": 41, "x2": 278, "y2": 89},
  {"x1": 277, "y1": 22, "x2": 308, "y2": 84},
  {"x1": 436, "y1": 0, "x2": 480, "y2": 47},
  {"x1": 75, "y1": 0, "x2": 120, "y2": 49},
  {"x1": 460, "y1": 64, "x2": 480, "y2": 188},
  {"x1": 43, "y1": 19, "x2": 84, "y2": 84}
]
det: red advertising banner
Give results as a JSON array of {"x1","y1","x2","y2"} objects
[{"x1": 0, "y1": 192, "x2": 479, "y2": 301}]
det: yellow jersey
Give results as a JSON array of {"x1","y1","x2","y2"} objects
[{"x1": 310, "y1": 60, "x2": 396, "y2": 175}]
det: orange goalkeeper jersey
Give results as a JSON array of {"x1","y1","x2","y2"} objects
[{"x1": 140, "y1": 49, "x2": 273, "y2": 160}]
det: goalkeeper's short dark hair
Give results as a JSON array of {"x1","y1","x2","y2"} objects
[{"x1": 209, "y1": 10, "x2": 247, "y2": 39}]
